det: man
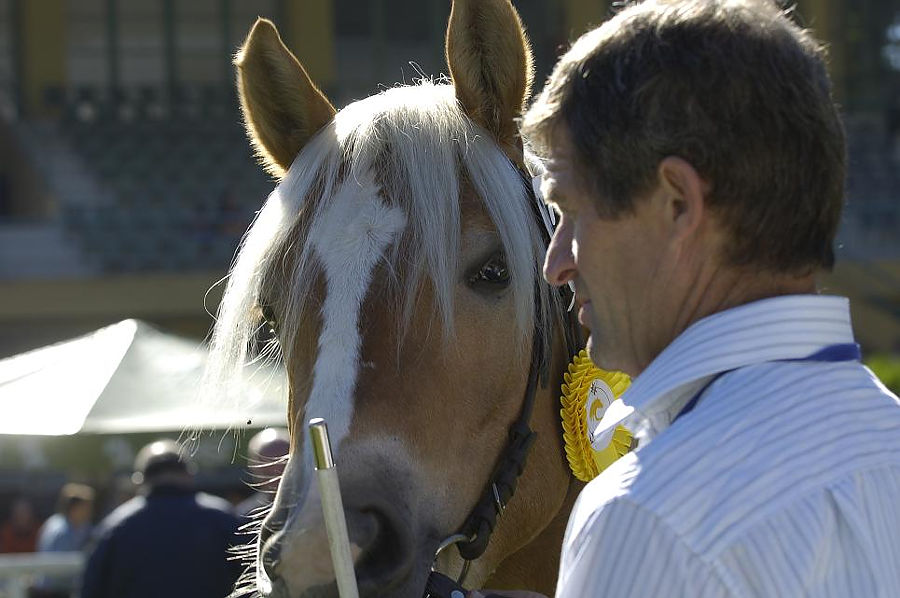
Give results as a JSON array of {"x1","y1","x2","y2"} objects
[
  {"x1": 80, "y1": 439, "x2": 242, "y2": 598},
  {"x1": 36, "y1": 484, "x2": 94, "y2": 554},
  {"x1": 235, "y1": 427, "x2": 290, "y2": 518},
  {"x1": 495, "y1": 0, "x2": 900, "y2": 596},
  {"x1": 31, "y1": 483, "x2": 94, "y2": 598}
]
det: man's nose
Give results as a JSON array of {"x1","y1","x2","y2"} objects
[{"x1": 543, "y1": 216, "x2": 576, "y2": 286}]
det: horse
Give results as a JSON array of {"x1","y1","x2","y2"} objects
[{"x1": 204, "y1": 0, "x2": 581, "y2": 595}]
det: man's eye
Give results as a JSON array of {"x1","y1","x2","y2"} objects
[{"x1": 467, "y1": 252, "x2": 510, "y2": 289}]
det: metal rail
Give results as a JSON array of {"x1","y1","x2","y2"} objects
[{"x1": 0, "y1": 552, "x2": 83, "y2": 598}]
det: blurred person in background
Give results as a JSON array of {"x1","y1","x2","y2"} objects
[
  {"x1": 37, "y1": 484, "x2": 95, "y2": 553},
  {"x1": 0, "y1": 496, "x2": 39, "y2": 553},
  {"x1": 236, "y1": 427, "x2": 289, "y2": 519},
  {"x1": 31, "y1": 484, "x2": 95, "y2": 598},
  {"x1": 80, "y1": 439, "x2": 242, "y2": 598}
]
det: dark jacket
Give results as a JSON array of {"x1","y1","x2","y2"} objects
[{"x1": 80, "y1": 484, "x2": 242, "y2": 598}]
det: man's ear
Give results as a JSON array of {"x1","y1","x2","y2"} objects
[{"x1": 656, "y1": 156, "x2": 709, "y2": 240}]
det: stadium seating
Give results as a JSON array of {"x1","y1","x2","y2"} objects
[
  {"x1": 53, "y1": 85, "x2": 272, "y2": 273},
  {"x1": 840, "y1": 115, "x2": 900, "y2": 261},
  {"x1": 24, "y1": 85, "x2": 900, "y2": 275}
]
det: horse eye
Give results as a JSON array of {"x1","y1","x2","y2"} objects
[
  {"x1": 467, "y1": 252, "x2": 510, "y2": 289},
  {"x1": 260, "y1": 303, "x2": 278, "y2": 332}
]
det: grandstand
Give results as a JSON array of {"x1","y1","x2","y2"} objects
[
  {"x1": 0, "y1": 0, "x2": 897, "y2": 356},
  {"x1": 11, "y1": 85, "x2": 267, "y2": 274}
]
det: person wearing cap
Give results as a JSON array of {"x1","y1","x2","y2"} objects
[
  {"x1": 80, "y1": 439, "x2": 242, "y2": 598},
  {"x1": 236, "y1": 427, "x2": 290, "y2": 519},
  {"x1": 28, "y1": 484, "x2": 95, "y2": 598}
]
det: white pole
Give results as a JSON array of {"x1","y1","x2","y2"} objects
[{"x1": 309, "y1": 418, "x2": 360, "y2": 598}]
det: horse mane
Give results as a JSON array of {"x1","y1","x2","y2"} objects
[{"x1": 203, "y1": 80, "x2": 558, "y2": 411}]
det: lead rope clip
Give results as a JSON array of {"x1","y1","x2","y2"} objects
[{"x1": 431, "y1": 533, "x2": 473, "y2": 587}]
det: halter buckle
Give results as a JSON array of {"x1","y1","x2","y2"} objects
[{"x1": 431, "y1": 533, "x2": 474, "y2": 586}]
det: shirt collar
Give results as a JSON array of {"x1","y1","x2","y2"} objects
[{"x1": 592, "y1": 294, "x2": 854, "y2": 443}]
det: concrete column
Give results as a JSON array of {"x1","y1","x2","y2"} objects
[
  {"x1": 221, "y1": 0, "x2": 232, "y2": 88},
  {"x1": 15, "y1": 0, "x2": 66, "y2": 118},
  {"x1": 562, "y1": 0, "x2": 607, "y2": 41},
  {"x1": 282, "y1": 0, "x2": 335, "y2": 90},
  {"x1": 162, "y1": 0, "x2": 177, "y2": 103},
  {"x1": 106, "y1": 0, "x2": 119, "y2": 93},
  {"x1": 800, "y1": 0, "x2": 846, "y2": 102}
]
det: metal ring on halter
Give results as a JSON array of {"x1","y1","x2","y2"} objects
[
  {"x1": 491, "y1": 483, "x2": 505, "y2": 514},
  {"x1": 431, "y1": 533, "x2": 474, "y2": 585}
]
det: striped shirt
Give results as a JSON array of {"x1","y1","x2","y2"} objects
[{"x1": 556, "y1": 295, "x2": 900, "y2": 598}]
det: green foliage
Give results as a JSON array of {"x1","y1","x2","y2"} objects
[{"x1": 866, "y1": 353, "x2": 900, "y2": 395}]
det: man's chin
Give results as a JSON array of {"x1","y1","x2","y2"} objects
[
  {"x1": 586, "y1": 337, "x2": 615, "y2": 371},
  {"x1": 585, "y1": 336, "x2": 602, "y2": 366}
]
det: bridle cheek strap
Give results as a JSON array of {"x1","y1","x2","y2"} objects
[
  {"x1": 455, "y1": 335, "x2": 542, "y2": 561},
  {"x1": 438, "y1": 163, "x2": 579, "y2": 570}
]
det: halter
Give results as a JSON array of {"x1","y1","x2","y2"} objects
[
  {"x1": 265, "y1": 158, "x2": 578, "y2": 594},
  {"x1": 428, "y1": 164, "x2": 579, "y2": 590}
]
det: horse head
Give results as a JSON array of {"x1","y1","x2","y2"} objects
[{"x1": 207, "y1": 1, "x2": 578, "y2": 596}]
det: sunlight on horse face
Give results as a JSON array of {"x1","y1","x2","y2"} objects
[
  {"x1": 205, "y1": 2, "x2": 576, "y2": 596},
  {"x1": 262, "y1": 179, "x2": 537, "y2": 597},
  {"x1": 234, "y1": 88, "x2": 552, "y2": 598}
]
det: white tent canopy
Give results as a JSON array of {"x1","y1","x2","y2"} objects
[{"x1": 0, "y1": 319, "x2": 286, "y2": 435}]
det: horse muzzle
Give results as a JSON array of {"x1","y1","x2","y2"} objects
[{"x1": 257, "y1": 495, "x2": 423, "y2": 597}]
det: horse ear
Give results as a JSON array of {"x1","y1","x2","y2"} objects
[
  {"x1": 446, "y1": 0, "x2": 533, "y2": 154},
  {"x1": 235, "y1": 18, "x2": 336, "y2": 179}
]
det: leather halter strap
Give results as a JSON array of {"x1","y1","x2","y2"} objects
[
  {"x1": 450, "y1": 166, "x2": 578, "y2": 564},
  {"x1": 455, "y1": 316, "x2": 545, "y2": 561}
]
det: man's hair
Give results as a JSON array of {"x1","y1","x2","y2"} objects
[
  {"x1": 522, "y1": 0, "x2": 846, "y2": 274},
  {"x1": 57, "y1": 483, "x2": 95, "y2": 515},
  {"x1": 133, "y1": 438, "x2": 192, "y2": 486}
]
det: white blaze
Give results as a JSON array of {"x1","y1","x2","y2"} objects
[{"x1": 305, "y1": 174, "x2": 406, "y2": 456}]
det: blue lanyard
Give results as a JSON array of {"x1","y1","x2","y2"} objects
[{"x1": 672, "y1": 343, "x2": 862, "y2": 424}]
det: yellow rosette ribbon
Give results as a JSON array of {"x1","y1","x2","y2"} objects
[{"x1": 560, "y1": 350, "x2": 634, "y2": 482}]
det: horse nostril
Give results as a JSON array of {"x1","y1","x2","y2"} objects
[
  {"x1": 353, "y1": 509, "x2": 412, "y2": 588},
  {"x1": 259, "y1": 503, "x2": 287, "y2": 549},
  {"x1": 259, "y1": 507, "x2": 288, "y2": 585},
  {"x1": 345, "y1": 509, "x2": 379, "y2": 553},
  {"x1": 261, "y1": 533, "x2": 282, "y2": 583}
]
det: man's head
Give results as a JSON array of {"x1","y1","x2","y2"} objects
[
  {"x1": 523, "y1": 0, "x2": 846, "y2": 374},
  {"x1": 246, "y1": 427, "x2": 289, "y2": 493},
  {"x1": 57, "y1": 483, "x2": 95, "y2": 526},
  {"x1": 132, "y1": 439, "x2": 195, "y2": 489}
]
